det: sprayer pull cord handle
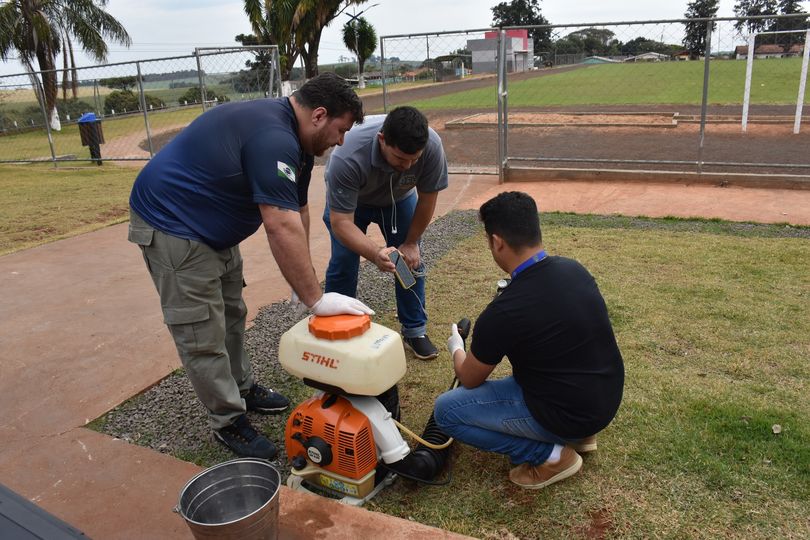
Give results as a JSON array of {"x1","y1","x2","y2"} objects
[{"x1": 392, "y1": 418, "x2": 454, "y2": 450}]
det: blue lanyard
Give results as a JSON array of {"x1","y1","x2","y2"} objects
[{"x1": 511, "y1": 250, "x2": 547, "y2": 279}]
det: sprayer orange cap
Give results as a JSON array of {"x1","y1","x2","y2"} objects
[{"x1": 308, "y1": 314, "x2": 372, "y2": 340}]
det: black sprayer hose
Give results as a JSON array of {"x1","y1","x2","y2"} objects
[{"x1": 384, "y1": 318, "x2": 472, "y2": 484}]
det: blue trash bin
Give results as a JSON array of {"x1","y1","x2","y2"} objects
[{"x1": 77, "y1": 112, "x2": 104, "y2": 164}]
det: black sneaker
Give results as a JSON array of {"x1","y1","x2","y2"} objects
[
  {"x1": 214, "y1": 414, "x2": 277, "y2": 459},
  {"x1": 403, "y1": 335, "x2": 439, "y2": 360},
  {"x1": 244, "y1": 383, "x2": 289, "y2": 414}
]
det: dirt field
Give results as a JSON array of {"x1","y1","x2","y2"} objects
[{"x1": 140, "y1": 72, "x2": 810, "y2": 178}]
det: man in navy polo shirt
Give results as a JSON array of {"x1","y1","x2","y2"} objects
[
  {"x1": 128, "y1": 73, "x2": 373, "y2": 459},
  {"x1": 435, "y1": 191, "x2": 624, "y2": 489},
  {"x1": 323, "y1": 106, "x2": 449, "y2": 360}
]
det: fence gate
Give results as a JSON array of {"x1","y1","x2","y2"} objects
[{"x1": 0, "y1": 46, "x2": 280, "y2": 165}]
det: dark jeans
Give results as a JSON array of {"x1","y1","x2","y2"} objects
[{"x1": 322, "y1": 192, "x2": 427, "y2": 338}]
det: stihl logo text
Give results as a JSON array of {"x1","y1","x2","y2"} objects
[{"x1": 301, "y1": 351, "x2": 340, "y2": 369}]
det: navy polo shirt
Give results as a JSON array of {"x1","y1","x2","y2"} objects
[{"x1": 130, "y1": 98, "x2": 313, "y2": 250}]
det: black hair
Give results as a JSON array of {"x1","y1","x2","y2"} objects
[
  {"x1": 381, "y1": 106, "x2": 429, "y2": 154},
  {"x1": 293, "y1": 72, "x2": 364, "y2": 123},
  {"x1": 478, "y1": 191, "x2": 542, "y2": 249}
]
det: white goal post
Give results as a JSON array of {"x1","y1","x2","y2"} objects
[{"x1": 742, "y1": 28, "x2": 810, "y2": 134}]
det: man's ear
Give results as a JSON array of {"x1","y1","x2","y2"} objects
[
  {"x1": 376, "y1": 131, "x2": 386, "y2": 147},
  {"x1": 311, "y1": 106, "x2": 328, "y2": 126},
  {"x1": 490, "y1": 233, "x2": 505, "y2": 253}
]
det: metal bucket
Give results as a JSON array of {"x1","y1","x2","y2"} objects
[{"x1": 175, "y1": 458, "x2": 281, "y2": 540}]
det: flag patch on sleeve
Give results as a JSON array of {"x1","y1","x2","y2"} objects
[{"x1": 277, "y1": 161, "x2": 296, "y2": 183}]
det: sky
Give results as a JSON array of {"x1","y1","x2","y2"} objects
[{"x1": 1, "y1": 0, "x2": 809, "y2": 77}]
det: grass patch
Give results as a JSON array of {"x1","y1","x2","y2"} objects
[
  {"x1": 365, "y1": 214, "x2": 810, "y2": 538},
  {"x1": 0, "y1": 107, "x2": 201, "y2": 162},
  {"x1": 408, "y1": 58, "x2": 809, "y2": 109},
  {"x1": 0, "y1": 163, "x2": 137, "y2": 255}
]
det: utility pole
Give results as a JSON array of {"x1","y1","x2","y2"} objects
[{"x1": 345, "y1": 3, "x2": 379, "y2": 89}]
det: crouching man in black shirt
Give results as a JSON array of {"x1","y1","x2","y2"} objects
[{"x1": 434, "y1": 191, "x2": 624, "y2": 489}]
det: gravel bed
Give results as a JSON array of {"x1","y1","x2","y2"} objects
[
  {"x1": 97, "y1": 209, "x2": 482, "y2": 475},
  {"x1": 97, "y1": 209, "x2": 806, "y2": 474}
]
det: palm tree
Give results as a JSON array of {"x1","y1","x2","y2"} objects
[
  {"x1": 243, "y1": 0, "x2": 367, "y2": 80},
  {"x1": 243, "y1": 0, "x2": 300, "y2": 80},
  {"x1": 342, "y1": 16, "x2": 377, "y2": 88},
  {"x1": 0, "y1": 0, "x2": 131, "y2": 130},
  {"x1": 293, "y1": 0, "x2": 366, "y2": 78}
]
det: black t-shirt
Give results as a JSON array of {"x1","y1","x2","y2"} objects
[{"x1": 470, "y1": 256, "x2": 624, "y2": 439}]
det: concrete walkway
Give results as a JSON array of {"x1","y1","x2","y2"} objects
[{"x1": 1, "y1": 168, "x2": 809, "y2": 539}]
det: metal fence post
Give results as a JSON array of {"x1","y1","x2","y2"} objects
[
  {"x1": 268, "y1": 49, "x2": 275, "y2": 98},
  {"x1": 136, "y1": 62, "x2": 154, "y2": 157},
  {"x1": 194, "y1": 48, "x2": 207, "y2": 112},
  {"x1": 741, "y1": 32, "x2": 755, "y2": 133},
  {"x1": 29, "y1": 71, "x2": 57, "y2": 166},
  {"x1": 380, "y1": 37, "x2": 388, "y2": 113},
  {"x1": 697, "y1": 21, "x2": 713, "y2": 174},
  {"x1": 794, "y1": 29, "x2": 810, "y2": 134},
  {"x1": 497, "y1": 29, "x2": 508, "y2": 183}
]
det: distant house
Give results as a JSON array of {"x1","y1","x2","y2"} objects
[
  {"x1": 401, "y1": 67, "x2": 431, "y2": 81},
  {"x1": 582, "y1": 56, "x2": 621, "y2": 64},
  {"x1": 467, "y1": 29, "x2": 533, "y2": 73},
  {"x1": 787, "y1": 43, "x2": 806, "y2": 57},
  {"x1": 672, "y1": 50, "x2": 691, "y2": 61},
  {"x1": 624, "y1": 52, "x2": 670, "y2": 62},
  {"x1": 430, "y1": 54, "x2": 470, "y2": 82},
  {"x1": 735, "y1": 43, "x2": 805, "y2": 59}
]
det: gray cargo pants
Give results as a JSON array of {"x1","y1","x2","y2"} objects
[{"x1": 128, "y1": 209, "x2": 253, "y2": 430}]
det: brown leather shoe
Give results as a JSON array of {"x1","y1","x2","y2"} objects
[
  {"x1": 508, "y1": 446, "x2": 583, "y2": 489},
  {"x1": 571, "y1": 435, "x2": 598, "y2": 454}
]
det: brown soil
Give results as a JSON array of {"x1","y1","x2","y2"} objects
[{"x1": 133, "y1": 69, "x2": 810, "y2": 177}]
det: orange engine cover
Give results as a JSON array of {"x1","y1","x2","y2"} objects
[{"x1": 285, "y1": 394, "x2": 377, "y2": 480}]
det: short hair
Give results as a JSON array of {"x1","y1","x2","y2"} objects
[
  {"x1": 478, "y1": 191, "x2": 542, "y2": 249},
  {"x1": 381, "y1": 106, "x2": 429, "y2": 154},
  {"x1": 293, "y1": 73, "x2": 364, "y2": 124}
]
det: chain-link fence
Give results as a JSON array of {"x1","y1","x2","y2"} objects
[
  {"x1": 0, "y1": 46, "x2": 280, "y2": 164},
  {"x1": 380, "y1": 15, "x2": 810, "y2": 182}
]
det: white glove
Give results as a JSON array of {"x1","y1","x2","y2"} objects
[
  {"x1": 310, "y1": 292, "x2": 375, "y2": 317},
  {"x1": 290, "y1": 290, "x2": 307, "y2": 318},
  {"x1": 447, "y1": 323, "x2": 464, "y2": 357}
]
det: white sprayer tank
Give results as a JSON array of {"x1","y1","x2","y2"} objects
[{"x1": 278, "y1": 314, "x2": 406, "y2": 396}]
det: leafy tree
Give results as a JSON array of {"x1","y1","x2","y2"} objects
[
  {"x1": 342, "y1": 16, "x2": 376, "y2": 87},
  {"x1": 177, "y1": 87, "x2": 230, "y2": 106},
  {"x1": 774, "y1": 0, "x2": 808, "y2": 45},
  {"x1": 491, "y1": 0, "x2": 552, "y2": 53},
  {"x1": 104, "y1": 90, "x2": 165, "y2": 115},
  {"x1": 734, "y1": 0, "x2": 778, "y2": 35},
  {"x1": 565, "y1": 28, "x2": 620, "y2": 56},
  {"x1": 735, "y1": 0, "x2": 807, "y2": 46},
  {"x1": 233, "y1": 33, "x2": 275, "y2": 93},
  {"x1": 620, "y1": 37, "x2": 681, "y2": 56},
  {"x1": 0, "y1": 0, "x2": 131, "y2": 130},
  {"x1": 100, "y1": 76, "x2": 140, "y2": 91},
  {"x1": 683, "y1": 0, "x2": 719, "y2": 60}
]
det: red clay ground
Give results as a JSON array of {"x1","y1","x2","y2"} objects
[{"x1": 140, "y1": 72, "x2": 809, "y2": 180}]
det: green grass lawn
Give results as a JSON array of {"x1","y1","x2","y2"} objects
[
  {"x1": 0, "y1": 107, "x2": 201, "y2": 163},
  {"x1": 0, "y1": 163, "x2": 137, "y2": 254},
  {"x1": 409, "y1": 58, "x2": 810, "y2": 110},
  {"x1": 365, "y1": 213, "x2": 809, "y2": 538}
]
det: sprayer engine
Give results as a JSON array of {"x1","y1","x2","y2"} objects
[{"x1": 279, "y1": 314, "x2": 410, "y2": 503}]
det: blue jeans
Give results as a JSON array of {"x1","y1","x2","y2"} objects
[
  {"x1": 323, "y1": 192, "x2": 427, "y2": 338},
  {"x1": 434, "y1": 376, "x2": 571, "y2": 465}
]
